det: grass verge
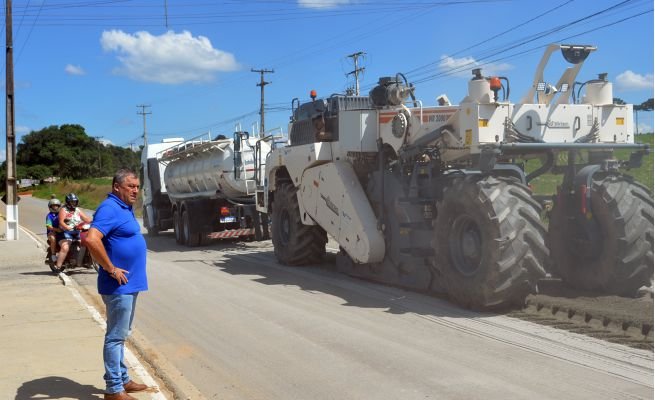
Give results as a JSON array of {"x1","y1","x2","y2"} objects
[{"x1": 29, "y1": 178, "x2": 143, "y2": 216}]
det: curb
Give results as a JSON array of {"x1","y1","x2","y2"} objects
[
  {"x1": 21, "y1": 224, "x2": 178, "y2": 400},
  {"x1": 58, "y1": 272, "x2": 167, "y2": 399}
]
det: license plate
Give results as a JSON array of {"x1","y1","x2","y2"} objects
[{"x1": 220, "y1": 216, "x2": 236, "y2": 223}]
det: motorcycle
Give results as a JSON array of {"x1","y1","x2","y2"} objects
[{"x1": 46, "y1": 223, "x2": 99, "y2": 273}]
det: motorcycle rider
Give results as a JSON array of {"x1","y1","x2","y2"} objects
[
  {"x1": 55, "y1": 193, "x2": 92, "y2": 271},
  {"x1": 45, "y1": 197, "x2": 62, "y2": 262}
]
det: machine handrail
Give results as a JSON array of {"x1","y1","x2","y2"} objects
[{"x1": 157, "y1": 132, "x2": 230, "y2": 162}]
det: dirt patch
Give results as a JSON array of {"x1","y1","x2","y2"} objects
[{"x1": 508, "y1": 278, "x2": 654, "y2": 350}]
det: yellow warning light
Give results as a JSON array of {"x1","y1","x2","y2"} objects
[
  {"x1": 616, "y1": 117, "x2": 625, "y2": 125},
  {"x1": 478, "y1": 119, "x2": 489, "y2": 127}
]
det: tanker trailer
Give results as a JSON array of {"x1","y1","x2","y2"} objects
[
  {"x1": 141, "y1": 137, "x2": 184, "y2": 236},
  {"x1": 145, "y1": 131, "x2": 272, "y2": 246}
]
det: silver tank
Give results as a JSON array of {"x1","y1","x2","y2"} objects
[{"x1": 164, "y1": 136, "x2": 271, "y2": 201}]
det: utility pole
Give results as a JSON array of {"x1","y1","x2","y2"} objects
[
  {"x1": 4, "y1": 0, "x2": 18, "y2": 240},
  {"x1": 164, "y1": 0, "x2": 169, "y2": 29},
  {"x1": 346, "y1": 51, "x2": 365, "y2": 96},
  {"x1": 251, "y1": 68, "x2": 273, "y2": 136},
  {"x1": 137, "y1": 105, "x2": 151, "y2": 147},
  {"x1": 93, "y1": 136, "x2": 103, "y2": 171}
]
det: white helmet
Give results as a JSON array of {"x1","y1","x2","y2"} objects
[{"x1": 48, "y1": 198, "x2": 61, "y2": 213}]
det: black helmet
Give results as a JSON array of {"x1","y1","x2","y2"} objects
[
  {"x1": 48, "y1": 198, "x2": 61, "y2": 213},
  {"x1": 65, "y1": 193, "x2": 79, "y2": 208}
]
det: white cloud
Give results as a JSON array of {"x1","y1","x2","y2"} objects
[
  {"x1": 0, "y1": 148, "x2": 4, "y2": 163},
  {"x1": 65, "y1": 64, "x2": 85, "y2": 76},
  {"x1": 616, "y1": 70, "x2": 654, "y2": 91},
  {"x1": 438, "y1": 55, "x2": 512, "y2": 78},
  {"x1": 636, "y1": 122, "x2": 653, "y2": 134},
  {"x1": 100, "y1": 30, "x2": 239, "y2": 84},
  {"x1": 298, "y1": 0, "x2": 351, "y2": 8}
]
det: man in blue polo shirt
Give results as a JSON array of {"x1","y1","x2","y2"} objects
[{"x1": 85, "y1": 169, "x2": 150, "y2": 400}]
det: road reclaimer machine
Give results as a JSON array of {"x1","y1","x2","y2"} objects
[
  {"x1": 142, "y1": 131, "x2": 273, "y2": 246},
  {"x1": 256, "y1": 44, "x2": 653, "y2": 310}
]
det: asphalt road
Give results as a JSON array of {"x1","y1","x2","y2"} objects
[{"x1": 14, "y1": 196, "x2": 654, "y2": 400}]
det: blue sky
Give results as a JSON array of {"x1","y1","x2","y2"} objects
[{"x1": 1, "y1": 0, "x2": 653, "y2": 162}]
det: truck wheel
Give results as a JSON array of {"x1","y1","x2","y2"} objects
[
  {"x1": 434, "y1": 175, "x2": 548, "y2": 310},
  {"x1": 173, "y1": 210, "x2": 183, "y2": 245},
  {"x1": 272, "y1": 182, "x2": 327, "y2": 265},
  {"x1": 199, "y1": 232, "x2": 212, "y2": 246},
  {"x1": 143, "y1": 207, "x2": 158, "y2": 236},
  {"x1": 549, "y1": 174, "x2": 654, "y2": 296},
  {"x1": 183, "y1": 209, "x2": 201, "y2": 247}
]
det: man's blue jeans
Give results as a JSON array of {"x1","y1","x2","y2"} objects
[{"x1": 102, "y1": 293, "x2": 139, "y2": 394}]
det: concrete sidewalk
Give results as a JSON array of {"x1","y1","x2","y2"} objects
[{"x1": 0, "y1": 217, "x2": 166, "y2": 400}]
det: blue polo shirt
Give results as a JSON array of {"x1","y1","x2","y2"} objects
[{"x1": 92, "y1": 193, "x2": 148, "y2": 295}]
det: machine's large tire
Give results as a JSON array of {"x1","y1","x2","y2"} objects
[
  {"x1": 548, "y1": 174, "x2": 654, "y2": 296},
  {"x1": 183, "y1": 209, "x2": 201, "y2": 247},
  {"x1": 173, "y1": 209, "x2": 183, "y2": 245},
  {"x1": 434, "y1": 175, "x2": 548, "y2": 310},
  {"x1": 271, "y1": 182, "x2": 327, "y2": 265}
]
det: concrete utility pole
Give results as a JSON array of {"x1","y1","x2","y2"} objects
[
  {"x1": 4, "y1": 0, "x2": 18, "y2": 240},
  {"x1": 251, "y1": 68, "x2": 274, "y2": 136},
  {"x1": 93, "y1": 136, "x2": 103, "y2": 171},
  {"x1": 346, "y1": 51, "x2": 366, "y2": 96},
  {"x1": 137, "y1": 105, "x2": 151, "y2": 147},
  {"x1": 164, "y1": 0, "x2": 169, "y2": 29}
]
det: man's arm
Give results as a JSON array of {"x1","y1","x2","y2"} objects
[{"x1": 85, "y1": 227, "x2": 129, "y2": 284}]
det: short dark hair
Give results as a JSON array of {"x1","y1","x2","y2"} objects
[{"x1": 112, "y1": 168, "x2": 138, "y2": 187}]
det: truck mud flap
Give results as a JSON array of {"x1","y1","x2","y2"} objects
[{"x1": 208, "y1": 228, "x2": 255, "y2": 239}]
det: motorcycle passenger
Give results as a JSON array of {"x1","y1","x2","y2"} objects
[
  {"x1": 45, "y1": 197, "x2": 62, "y2": 262},
  {"x1": 55, "y1": 193, "x2": 92, "y2": 271}
]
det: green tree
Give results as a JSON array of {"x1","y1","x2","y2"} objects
[
  {"x1": 25, "y1": 164, "x2": 53, "y2": 180},
  {"x1": 16, "y1": 124, "x2": 141, "y2": 179},
  {"x1": 633, "y1": 98, "x2": 654, "y2": 135},
  {"x1": 635, "y1": 98, "x2": 654, "y2": 111},
  {"x1": 0, "y1": 161, "x2": 5, "y2": 192}
]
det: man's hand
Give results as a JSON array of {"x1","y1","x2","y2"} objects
[{"x1": 108, "y1": 267, "x2": 129, "y2": 285}]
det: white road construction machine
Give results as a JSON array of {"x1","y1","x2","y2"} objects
[
  {"x1": 256, "y1": 44, "x2": 653, "y2": 310},
  {"x1": 142, "y1": 131, "x2": 272, "y2": 246}
]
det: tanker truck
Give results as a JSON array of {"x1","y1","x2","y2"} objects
[
  {"x1": 141, "y1": 131, "x2": 273, "y2": 246},
  {"x1": 257, "y1": 43, "x2": 653, "y2": 310}
]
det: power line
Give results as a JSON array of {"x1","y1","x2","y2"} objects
[
  {"x1": 15, "y1": 0, "x2": 45, "y2": 65},
  {"x1": 367, "y1": 0, "x2": 648, "y2": 89},
  {"x1": 403, "y1": 0, "x2": 575, "y2": 77},
  {"x1": 409, "y1": 8, "x2": 653, "y2": 87}
]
